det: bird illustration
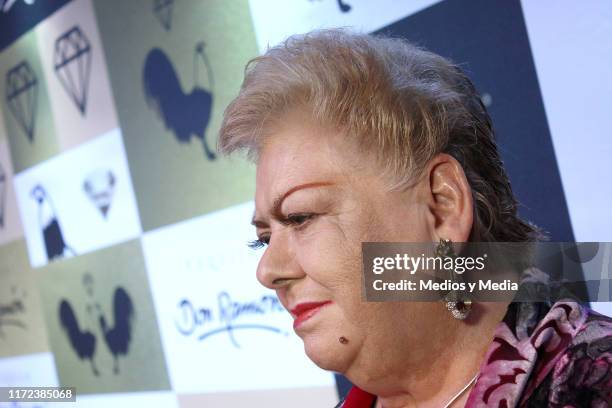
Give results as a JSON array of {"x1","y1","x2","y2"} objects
[
  {"x1": 30, "y1": 184, "x2": 75, "y2": 261},
  {"x1": 143, "y1": 46, "x2": 216, "y2": 160},
  {"x1": 97, "y1": 287, "x2": 135, "y2": 374},
  {"x1": 59, "y1": 299, "x2": 99, "y2": 376}
]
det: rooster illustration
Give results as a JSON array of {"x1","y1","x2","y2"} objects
[
  {"x1": 143, "y1": 44, "x2": 216, "y2": 160},
  {"x1": 59, "y1": 299, "x2": 99, "y2": 376},
  {"x1": 31, "y1": 184, "x2": 75, "y2": 261},
  {"x1": 97, "y1": 287, "x2": 135, "y2": 374}
]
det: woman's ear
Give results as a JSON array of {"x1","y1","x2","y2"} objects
[{"x1": 425, "y1": 153, "x2": 473, "y2": 243}]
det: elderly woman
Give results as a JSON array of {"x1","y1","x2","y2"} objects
[{"x1": 219, "y1": 30, "x2": 612, "y2": 407}]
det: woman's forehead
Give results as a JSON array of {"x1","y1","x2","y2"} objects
[{"x1": 256, "y1": 131, "x2": 345, "y2": 183}]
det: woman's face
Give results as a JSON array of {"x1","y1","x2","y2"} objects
[{"x1": 252, "y1": 114, "x2": 451, "y2": 380}]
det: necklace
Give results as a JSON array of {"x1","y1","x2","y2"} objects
[
  {"x1": 372, "y1": 372, "x2": 480, "y2": 408},
  {"x1": 442, "y1": 373, "x2": 479, "y2": 408}
]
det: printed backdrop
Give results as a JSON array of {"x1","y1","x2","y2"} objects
[{"x1": 0, "y1": 0, "x2": 610, "y2": 406}]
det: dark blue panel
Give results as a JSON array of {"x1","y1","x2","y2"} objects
[
  {"x1": 0, "y1": 0, "x2": 72, "y2": 51},
  {"x1": 374, "y1": 0, "x2": 575, "y2": 242}
]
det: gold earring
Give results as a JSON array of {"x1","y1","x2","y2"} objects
[{"x1": 435, "y1": 238, "x2": 472, "y2": 320}]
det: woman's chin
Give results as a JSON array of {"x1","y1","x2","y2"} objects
[{"x1": 302, "y1": 334, "x2": 355, "y2": 373}]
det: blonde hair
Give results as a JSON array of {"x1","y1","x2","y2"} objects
[{"x1": 219, "y1": 29, "x2": 539, "y2": 242}]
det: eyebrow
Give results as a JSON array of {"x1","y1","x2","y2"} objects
[{"x1": 251, "y1": 182, "x2": 334, "y2": 228}]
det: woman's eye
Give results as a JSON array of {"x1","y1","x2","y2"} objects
[
  {"x1": 247, "y1": 236, "x2": 269, "y2": 250},
  {"x1": 286, "y1": 213, "x2": 316, "y2": 226}
]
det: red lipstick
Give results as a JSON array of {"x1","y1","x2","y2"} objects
[{"x1": 290, "y1": 301, "x2": 332, "y2": 329}]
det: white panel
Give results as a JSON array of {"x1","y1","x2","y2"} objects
[
  {"x1": 13, "y1": 129, "x2": 142, "y2": 268},
  {"x1": 0, "y1": 352, "x2": 58, "y2": 387},
  {"x1": 521, "y1": 0, "x2": 612, "y2": 242},
  {"x1": 142, "y1": 201, "x2": 336, "y2": 394},
  {"x1": 248, "y1": 0, "x2": 442, "y2": 53},
  {"x1": 591, "y1": 302, "x2": 612, "y2": 317},
  {"x1": 74, "y1": 391, "x2": 178, "y2": 408},
  {"x1": 0, "y1": 352, "x2": 61, "y2": 408}
]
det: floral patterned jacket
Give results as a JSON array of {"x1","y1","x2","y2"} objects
[{"x1": 336, "y1": 300, "x2": 612, "y2": 407}]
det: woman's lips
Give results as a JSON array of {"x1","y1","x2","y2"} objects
[{"x1": 290, "y1": 301, "x2": 332, "y2": 329}]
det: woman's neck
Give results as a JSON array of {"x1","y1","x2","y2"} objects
[{"x1": 353, "y1": 302, "x2": 509, "y2": 408}]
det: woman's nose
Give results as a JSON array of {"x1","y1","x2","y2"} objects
[{"x1": 256, "y1": 232, "x2": 304, "y2": 290}]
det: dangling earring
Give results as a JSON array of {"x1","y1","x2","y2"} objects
[
  {"x1": 435, "y1": 238, "x2": 472, "y2": 320},
  {"x1": 445, "y1": 297, "x2": 472, "y2": 320}
]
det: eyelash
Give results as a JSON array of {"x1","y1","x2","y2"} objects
[
  {"x1": 247, "y1": 213, "x2": 316, "y2": 250},
  {"x1": 247, "y1": 237, "x2": 269, "y2": 250}
]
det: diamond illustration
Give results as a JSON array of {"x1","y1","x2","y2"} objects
[
  {"x1": 83, "y1": 169, "x2": 116, "y2": 218},
  {"x1": 5, "y1": 61, "x2": 38, "y2": 142},
  {"x1": 0, "y1": 162, "x2": 5, "y2": 228},
  {"x1": 153, "y1": 0, "x2": 173, "y2": 31},
  {"x1": 54, "y1": 26, "x2": 92, "y2": 115}
]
